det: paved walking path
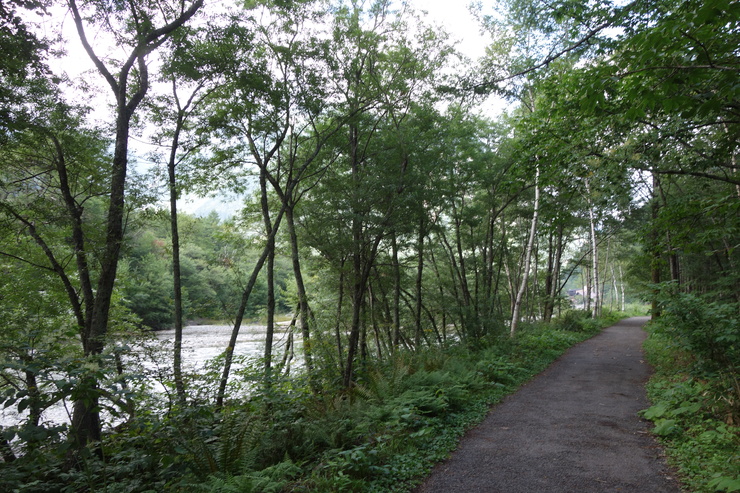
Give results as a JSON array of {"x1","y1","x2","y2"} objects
[{"x1": 415, "y1": 317, "x2": 682, "y2": 493}]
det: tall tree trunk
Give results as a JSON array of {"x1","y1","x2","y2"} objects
[
  {"x1": 439, "y1": 228, "x2": 469, "y2": 336},
  {"x1": 43, "y1": 136, "x2": 96, "y2": 448},
  {"x1": 286, "y1": 204, "x2": 314, "y2": 378},
  {"x1": 261, "y1": 169, "x2": 276, "y2": 382},
  {"x1": 469, "y1": 223, "x2": 481, "y2": 321},
  {"x1": 428, "y1": 245, "x2": 450, "y2": 342},
  {"x1": 602, "y1": 239, "x2": 612, "y2": 312},
  {"x1": 543, "y1": 229, "x2": 556, "y2": 323},
  {"x1": 345, "y1": 276, "x2": 364, "y2": 387},
  {"x1": 667, "y1": 231, "x2": 681, "y2": 285},
  {"x1": 344, "y1": 235, "x2": 383, "y2": 386},
  {"x1": 360, "y1": 302, "x2": 368, "y2": 363},
  {"x1": 483, "y1": 211, "x2": 496, "y2": 317},
  {"x1": 451, "y1": 202, "x2": 474, "y2": 316},
  {"x1": 391, "y1": 233, "x2": 401, "y2": 349},
  {"x1": 264, "y1": 245, "x2": 275, "y2": 380},
  {"x1": 552, "y1": 225, "x2": 564, "y2": 317},
  {"x1": 168, "y1": 112, "x2": 186, "y2": 402},
  {"x1": 610, "y1": 258, "x2": 618, "y2": 311},
  {"x1": 368, "y1": 283, "x2": 384, "y2": 359},
  {"x1": 619, "y1": 264, "x2": 626, "y2": 312},
  {"x1": 335, "y1": 261, "x2": 346, "y2": 375},
  {"x1": 543, "y1": 222, "x2": 564, "y2": 322},
  {"x1": 584, "y1": 265, "x2": 592, "y2": 313},
  {"x1": 530, "y1": 241, "x2": 540, "y2": 321},
  {"x1": 345, "y1": 118, "x2": 363, "y2": 387},
  {"x1": 69, "y1": 94, "x2": 132, "y2": 449},
  {"x1": 414, "y1": 218, "x2": 426, "y2": 349},
  {"x1": 494, "y1": 214, "x2": 508, "y2": 320},
  {"x1": 650, "y1": 172, "x2": 662, "y2": 319},
  {"x1": 165, "y1": 79, "x2": 207, "y2": 402},
  {"x1": 511, "y1": 168, "x2": 540, "y2": 336},
  {"x1": 216, "y1": 206, "x2": 285, "y2": 408},
  {"x1": 586, "y1": 178, "x2": 601, "y2": 318},
  {"x1": 504, "y1": 256, "x2": 515, "y2": 315}
]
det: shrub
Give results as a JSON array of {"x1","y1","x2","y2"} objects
[
  {"x1": 552, "y1": 309, "x2": 592, "y2": 332},
  {"x1": 643, "y1": 302, "x2": 740, "y2": 493},
  {"x1": 654, "y1": 291, "x2": 739, "y2": 374}
]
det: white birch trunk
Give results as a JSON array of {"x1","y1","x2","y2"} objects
[
  {"x1": 586, "y1": 179, "x2": 600, "y2": 318},
  {"x1": 510, "y1": 167, "x2": 540, "y2": 336},
  {"x1": 619, "y1": 264, "x2": 626, "y2": 312},
  {"x1": 611, "y1": 262, "x2": 618, "y2": 312}
]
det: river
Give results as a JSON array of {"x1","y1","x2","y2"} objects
[
  {"x1": 155, "y1": 322, "x2": 298, "y2": 369},
  {"x1": 0, "y1": 323, "x2": 299, "y2": 429}
]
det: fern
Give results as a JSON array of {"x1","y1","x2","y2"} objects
[{"x1": 182, "y1": 409, "x2": 263, "y2": 478}]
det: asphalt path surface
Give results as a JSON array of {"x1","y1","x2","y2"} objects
[{"x1": 415, "y1": 317, "x2": 682, "y2": 493}]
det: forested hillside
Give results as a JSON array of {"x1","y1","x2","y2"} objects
[{"x1": 1, "y1": 0, "x2": 737, "y2": 490}]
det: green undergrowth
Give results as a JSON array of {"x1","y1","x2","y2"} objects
[
  {"x1": 184, "y1": 313, "x2": 616, "y2": 492},
  {"x1": 1, "y1": 312, "x2": 618, "y2": 492},
  {"x1": 642, "y1": 315, "x2": 740, "y2": 492}
]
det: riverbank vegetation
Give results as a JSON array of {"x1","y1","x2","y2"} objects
[
  {"x1": 1, "y1": 312, "x2": 618, "y2": 492},
  {"x1": 122, "y1": 211, "x2": 295, "y2": 329},
  {"x1": 1, "y1": 0, "x2": 737, "y2": 491}
]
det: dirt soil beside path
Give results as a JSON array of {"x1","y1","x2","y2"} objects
[{"x1": 415, "y1": 317, "x2": 683, "y2": 493}]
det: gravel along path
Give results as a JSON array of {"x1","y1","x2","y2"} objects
[{"x1": 415, "y1": 317, "x2": 682, "y2": 493}]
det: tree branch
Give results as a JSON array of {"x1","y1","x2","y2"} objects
[
  {"x1": 473, "y1": 21, "x2": 612, "y2": 92},
  {"x1": 67, "y1": 0, "x2": 118, "y2": 93}
]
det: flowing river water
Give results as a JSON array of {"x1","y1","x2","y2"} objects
[
  {"x1": 156, "y1": 322, "x2": 298, "y2": 368},
  {"x1": 1, "y1": 323, "x2": 299, "y2": 429}
]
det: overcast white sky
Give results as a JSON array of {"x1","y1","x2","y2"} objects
[
  {"x1": 51, "y1": 0, "x2": 491, "y2": 76},
  {"x1": 408, "y1": 0, "x2": 490, "y2": 60}
]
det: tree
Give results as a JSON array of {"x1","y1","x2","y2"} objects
[
  {"x1": 0, "y1": 103, "x2": 119, "y2": 448},
  {"x1": 145, "y1": 18, "x2": 237, "y2": 401},
  {"x1": 510, "y1": 166, "x2": 539, "y2": 335},
  {"x1": 62, "y1": 0, "x2": 204, "y2": 447},
  {"x1": 294, "y1": 0, "x2": 454, "y2": 386},
  {"x1": 469, "y1": 0, "x2": 619, "y2": 99},
  {"x1": 0, "y1": 242, "x2": 79, "y2": 459},
  {"x1": 199, "y1": 0, "x2": 347, "y2": 401},
  {"x1": 522, "y1": 0, "x2": 739, "y2": 307},
  {"x1": 0, "y1": 0, "x2": 51, "y2": 135}
]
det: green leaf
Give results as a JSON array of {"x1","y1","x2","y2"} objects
[
  {"x1": 708, "y1": 476, "x2": 740, "y2": 492},
  {"x1": 641, "y1": 402, "x2": 668, "y2": 419},
  {"x1": 671, "y1": 401, "x2": 701, "y2": 416},
  {"x1": 17, "y1": 398, "x2": 28, "y2": 413},
  {"x1": 652, "y1": 419, "x2": 678, "y2": 436}
]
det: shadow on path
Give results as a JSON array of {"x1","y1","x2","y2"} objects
[{"x1": 415, "y1": 317, "x2": 682, "y2": 493}]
